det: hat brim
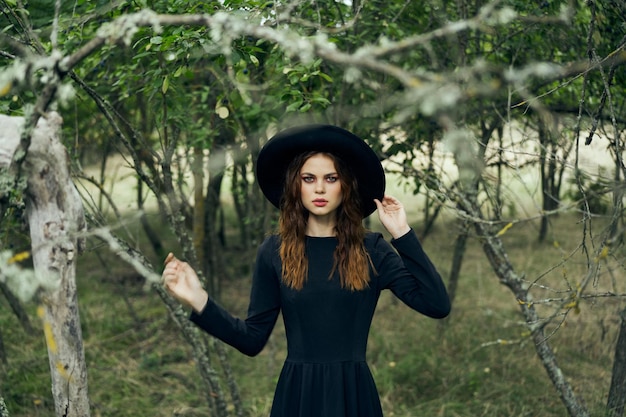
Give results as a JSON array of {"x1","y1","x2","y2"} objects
[{"x1": 256, "y1": 124, "x2": 385, "y2": 218}]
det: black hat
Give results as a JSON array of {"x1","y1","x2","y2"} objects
[{"x1": 256, "y1": 124, "x2": 385, "y2": 217}]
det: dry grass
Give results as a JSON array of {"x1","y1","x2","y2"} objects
[{"x1": 0, "y1": 211, "x2": 623, "y2": 417}]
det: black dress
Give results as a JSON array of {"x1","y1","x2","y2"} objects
[{"x1": 190, "y1": 230, "x2": 450, "y2": 417}]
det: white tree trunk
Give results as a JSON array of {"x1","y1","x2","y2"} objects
[
  {"x1": 0, "y1": 395, "x2": 8, "y2": 417},
  {"x1": 0, "y1": 112, "x2": 90, "y2": 417}
]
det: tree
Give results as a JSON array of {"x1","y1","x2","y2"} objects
[{"x1": 0, "y1": 113, "x2": 90, "y2": 417}]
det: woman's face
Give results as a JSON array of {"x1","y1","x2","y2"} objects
[{"x1": 299, "y1": 153, "x2": 343, "y2": 219}]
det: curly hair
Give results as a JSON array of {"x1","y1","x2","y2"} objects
[{"x1": 278, "y1": 151, "x2": 374, "y2": 291}]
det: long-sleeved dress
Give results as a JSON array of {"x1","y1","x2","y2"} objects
[{"x1": 190, "y1": 230, "x2": 450, "y2": 417}]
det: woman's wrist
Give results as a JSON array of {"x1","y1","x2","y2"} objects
[
  {"x1": 390, "y1": 225, "x2": 411, "y2": 240},
  {"x1": 190, "y1": 290, "x2": 209, "y2": 313}
]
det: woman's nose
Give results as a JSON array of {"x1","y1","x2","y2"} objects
[{"x1": 315, "y1": 180, "x2": 325, "y2": 193}]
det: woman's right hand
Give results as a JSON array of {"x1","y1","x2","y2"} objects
[{"x1": 162, "y1": 253, "x2": 209, "y2": 313}]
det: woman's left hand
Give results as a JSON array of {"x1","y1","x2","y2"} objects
[{"x1": 374, "y1": 195, "x2": 411, "y2": 239}]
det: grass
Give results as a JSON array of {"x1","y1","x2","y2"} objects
[{"x1": 0, "y1": 211, "x2": 623, "y2": 417}]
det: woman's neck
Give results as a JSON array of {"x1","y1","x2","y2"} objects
[{"x1": 305, "y1": 217, "x2": 337, "y2": 237}]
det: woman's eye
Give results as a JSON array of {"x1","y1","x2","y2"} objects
[
  {"x1": 302, "y1": 176, "x2": 314, "y2": 183},
  {"x1": 326, "y1": 176, "x2": 338, "y2": 183}
]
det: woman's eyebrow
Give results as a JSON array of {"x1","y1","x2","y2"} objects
[{"x1": 300, "y1": 171, "x2": 338, "y2": 176}]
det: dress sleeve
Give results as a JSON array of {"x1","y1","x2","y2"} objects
[
  {"x1": 372, "y1": 229, "x2": 450, "y2": 318},
  {"x1": 189, "y1": 235, "x2": 281, "y2": 356}
]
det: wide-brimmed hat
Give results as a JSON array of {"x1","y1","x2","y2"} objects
[{"x1": 256, "y1": 124, "x2": 385, "y2": 217}]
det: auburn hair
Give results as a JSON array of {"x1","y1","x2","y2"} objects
[{"x1": 278, "y1": 151, "x2": 374, "y2": 291}]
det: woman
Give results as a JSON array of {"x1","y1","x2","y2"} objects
[{"x1": 162, "y1": 124, "x2": 451, "y2": 417}]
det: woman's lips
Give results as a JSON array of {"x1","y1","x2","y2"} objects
[{"x1": 313, "y1": 199, "x2": 328, "y2": 207}]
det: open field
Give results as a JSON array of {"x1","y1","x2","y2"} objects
[{"x1": 1, "y1": 208, "x2": 624, "y2": 417}]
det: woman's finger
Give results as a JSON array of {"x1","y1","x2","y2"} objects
[{"x1": 164, "y1": 252, "x2": 176, "y2": 265}]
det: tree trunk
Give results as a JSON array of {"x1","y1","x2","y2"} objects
[
  {"x1": 607, "y1": 307, "x2": 626, "y2": 417},
  {"x1": 457, "y1": 191, "x2": 590, "y2": 417},
  {"x1": 205, "y1": 150, "x2": 227, "y2": 301},
  {"x1": 1, "y1": 112, "x2": 91, "y2": 417},
  {"x1": 438, "y1": 220, "x2": 468, "y2": 334},
  {"x1": 192, "y1": 145, "x2": 207, "y2": 276},
  {"x1": 231, "y1": 159, "x2": 252, "y2": 249},
  {"x1": 0, "y1": 327, "x2": 6, "y2": 366},
  {"x1": 606, "y1": 129, "x2": 625, "y2": 415},
  {"x1": 137, "y1": 177, "x2": 165, "y2": 260},
  {"x1": 444, "y1": 221, "x2": 469, "y2": 308},
  {"x1": 537, "y1": 118, "x2": 571, "y2": 243},
  {"x1": 0, "y1": 395, "x2": 9, "y2": 417},
  {"x1": 609, "y1": 142, "x2": 625, "y2": 245}
]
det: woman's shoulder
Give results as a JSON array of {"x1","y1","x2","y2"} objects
[
  {"x1": 364, "y1": 230, "x2": 383, "y2": 240},
  {"x1": 259, "y1": 233, "x2": 280, "y2": 251},
  {"x1": 255, "y1": 234, "x2": 282, "y2": 267},
  {"x1": 364, "y1": 230, "x2": 388, "y2": 250}
]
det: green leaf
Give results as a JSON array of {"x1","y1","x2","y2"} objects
[
  {"x1": 162, "y1": 76, "x2": 169, "y2": 94},
  {"x1": 285, "y1": 101, "x2": 303, "y2": 112},
  {"x1": 132, "y1": 51, "x2": 152, "y2": 60},
  {"x1": 318, "y1": 72, "x2": 333, "y2": 82},
  {"x1": 311, "y1": 96, "x2": 331, "y2": 106}
]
